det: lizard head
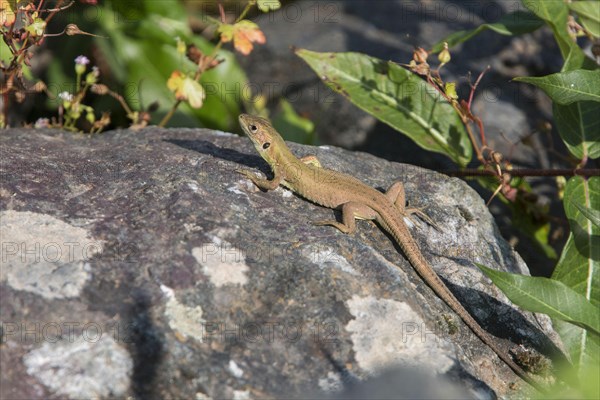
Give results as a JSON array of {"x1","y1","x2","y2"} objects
[{"x1": 238, "y1": 113, "x2": 286, "y2": 166}]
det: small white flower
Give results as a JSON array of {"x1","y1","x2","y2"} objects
[
  {"x1": 74, "y1": 55, "x2": 90, "y2": 65},
  {"x1": 34, "y1": 118, "x2": 50, "y2": 128},
  {"x1": 58, "y1": 91, "x2": 73, "y2": 101}
]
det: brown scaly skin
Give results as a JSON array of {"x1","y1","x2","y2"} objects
[{"x1": 237, "y1": 113, "x2": 545, "y2": 393}]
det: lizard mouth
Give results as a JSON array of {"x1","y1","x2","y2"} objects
[{"x1": 238, "y1": 114, "x2": 254, "y2": 136}]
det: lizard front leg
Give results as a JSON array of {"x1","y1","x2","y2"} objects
[
  {"x1": 313, "y1": 202, "x2": 377, "y2": 234},
  {"x1": 300, "y1": 155, "x2": 322, "y2": 168},
  {"x1": 237, "y1": 168, "x2": 283, "y2": 191}
]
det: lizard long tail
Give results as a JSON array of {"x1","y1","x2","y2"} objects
[{"x1": 378, "y1": 209, "x2": 546, "y2": 393}]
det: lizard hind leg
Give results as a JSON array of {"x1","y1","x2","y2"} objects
[
  {"x1": 385, "y1": 181, "x2": 438, "y2": 229},
  {"x1": 385, "y1": 181, "x2": 407, "y2": 211},
  {"x1": 313, "y1": 202, "x2": 377, "y2": 234}
]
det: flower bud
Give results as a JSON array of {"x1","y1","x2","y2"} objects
[
  {"x1": 74, "y1": 55, "x2": 90, "y2": 75},
  {"x1": 438, "y1": 42, "x2": 451, "y2": 65},
  {"x1": 176, "y1": 37, "x2": 186, "y2": 55},
  {"x1": 91, "y1": 84, "x2": 109, "y2": 95},
  {"x1": 444, "y1": 82, "x2": 457, "y2": 100},
  {"x1": 86, "y1": 67, "x2": 100, "y2": 84}
]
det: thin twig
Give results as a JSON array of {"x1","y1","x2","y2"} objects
[{"x1": 444, "y1": 168, "x2": 599, "y2": 178}]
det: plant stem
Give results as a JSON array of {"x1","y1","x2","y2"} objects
[
  {"x1": 159, "y1": 100, "x2": 182, "y2": 127},
  {"x1": 445, "y1": 168, "x2": 600, "y2": 178},
  {"x1": 236, "y1": 2, "x2": 254, "y2": 22}
]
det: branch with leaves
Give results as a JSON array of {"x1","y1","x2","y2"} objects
[
  {"x1": 0, "y1": 0, "x2": 99, "y2": 126},
  {"x1": 159, "y1": 0, "x2": 281, "y2": 127}
]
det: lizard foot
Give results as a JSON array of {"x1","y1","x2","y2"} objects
[
  {"x1": 405, "y1": 207, "x2": 441, "y2": 232},
  {"x1": 312, "y1": 219, "x2": 354, "y2": 234}
]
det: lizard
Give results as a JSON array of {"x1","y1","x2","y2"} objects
[{"x1": 236, "y1": 113, "x2": 545, "y2": 392}]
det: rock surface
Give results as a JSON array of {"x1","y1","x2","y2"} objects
[{"x1": 1, "y1": 128, "x2": 563, "y2": 398}]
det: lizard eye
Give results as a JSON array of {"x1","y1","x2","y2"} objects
[
  {"x1": 250, "y1": 125, "x2": 257, "y2": 132},
  {"x1": 262, "y1": 142, "x2": 270, "y2": 150}
]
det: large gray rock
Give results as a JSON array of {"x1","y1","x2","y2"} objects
[{"x1": 1, "y1": 128, "x2": 562, "y2": 398}]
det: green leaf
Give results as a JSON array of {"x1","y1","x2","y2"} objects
[
  {"x1": 522, "y1": 0, "x2": 597, "y2": 71},
  {"x1": 514, "y1": 70, "x2": 600, "y2": 104},
  {"x1": 517, "y1": 70, "x2": 600, "y2": 160},
  {"x1": 522, "y1": 0, "x2": 572, "y2": 60},
  {"x1": 553, "y1": 176, "x2": 600, "y2": 367},
  {"x1": 554, "y1": 101, "x2": 600, "y2": 159},
  {"x1": 569, "y1": 1, "x2": 600, "y2": 37},
  {"x1": 217, "y1": 24, "x2": 234, "y2": 41},
  {"x1": 26, "y1": 18, "x2": 46, "y2": 37},
  {"x1": 183, "y1": 78, "x2": 205, "y2": 109},
  {"x1": 0, "y1": 33, "x2": 12, "y2": 65},
  {"x1": 295, "y1": 49, "x2": 471, "y2": 166},
  {"x1": 554, "y1": 177, "x2": 600, "y2": 306},
  {"x1": 476, "y1": 264, "x2": 600, "y2": 335},
  {"x1": 573, "y1": 202, "x2": 600, "y2": 229},
  {"x1": 257, "y1": 0, "x2": 281, "y2": 13},
  {"x1": 554, "y1": 319, "x2": 600, "y2": 371},
  {"x1": 272, "y1": 99, "x2": 316, "y2": 145},
  {"x1": 431, "y1": 10, "x2": 543, "y2": 52}
]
